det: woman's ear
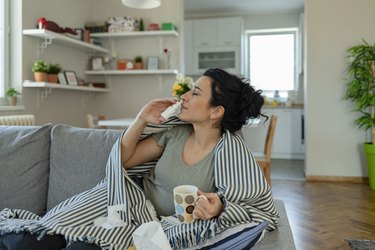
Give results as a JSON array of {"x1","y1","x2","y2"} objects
[{"x1": 210, "y1": 106, "x2": 225, "y2": 120}]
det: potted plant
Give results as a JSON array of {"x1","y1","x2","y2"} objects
[
  {"x1": 6, "y1": 87, "x2": 20, "y2": 106},
  {"x1": 134, "y1": 56, "x2": 144, "y2": 70},
  {"x1": 32, "y1": 60, "x2": 48, "y2": 82},
  {"x1": 47, "y1": 63, "x2": 62, "y2": 83},
  {"x1": 345, "y1": 40, "x2": 375, "y2": 190}
]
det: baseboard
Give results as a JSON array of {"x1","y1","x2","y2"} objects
[{"x1": 306, "y1": 175, "x2": 369, "y2": 184}]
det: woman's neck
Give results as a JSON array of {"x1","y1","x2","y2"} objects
[{"x1": 189, "y1": 125, "x2": 222, "y2": 150}]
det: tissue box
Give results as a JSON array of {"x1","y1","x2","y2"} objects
[{"x1": 162, "y1": 23, "x2": 176, "y2": 31}]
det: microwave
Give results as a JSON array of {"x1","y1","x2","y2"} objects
[{"x1": 193, "y1": 46, "x2": 241, "y2": 75}]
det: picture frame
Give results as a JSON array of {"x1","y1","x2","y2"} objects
[
  {"x1": 147, "y1": 56, "x2": 159, "y2": 70},
  {"x1": 91, "y1": 56, "x2": 104, "y2": 71},
  {"x1": 58, "y1": 72, "x2": 67, "y2": 85},
  {"x1": 64, "y1": 71, "x2": 78, "y2": 86}
]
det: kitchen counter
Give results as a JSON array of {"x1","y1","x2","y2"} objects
[{"x1": 263, "y1": 103, "x2": 304, "y2": 109}]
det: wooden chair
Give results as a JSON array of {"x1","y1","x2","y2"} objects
[
  {"x1": 256, "y1": 115, "x2": 277, "y2": 186},
  {"x1": 87, "y1": 114, "x2": 107, "y2": 129}
]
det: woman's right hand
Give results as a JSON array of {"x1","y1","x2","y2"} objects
[{"x1": 137, "y1": 98, "x2": 177, "y2": 124}]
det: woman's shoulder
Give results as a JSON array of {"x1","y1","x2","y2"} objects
[{"x1": 167, "y1": 124, "x2": 192, "y2": 136}]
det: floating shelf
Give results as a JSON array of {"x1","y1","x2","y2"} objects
[
  {"x1": 85, "y1": 69, "x2": 179, "y2": 75},
  {"x1": 23, "y1": 81, "x2": 109, "y2": 106},
  {"x1": 23, "y1": 29, "x2": 109, "y2": 53},
  {"x1": 23, "y1": 81, "x2": 109, "y2": 92},
  {"x1": 90, "y1": 30, "x2": 179, "y2": 38}
]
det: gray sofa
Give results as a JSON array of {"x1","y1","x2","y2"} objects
[{"x1": 0, "y1": 124, "x2": 295, "y2": 249}]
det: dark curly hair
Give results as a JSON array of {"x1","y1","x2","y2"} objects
[{"x1": 203, "y1": 68, "x2": 266, "y2": 133}]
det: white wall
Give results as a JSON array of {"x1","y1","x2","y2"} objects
[
  {"x1": 9, "y1": 0, "x2": 182, "y2": 126},
  {"x1": 305, "y1": 0, "x2": 375, "y2": 177}
]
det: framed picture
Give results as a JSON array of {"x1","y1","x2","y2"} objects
[
  {"x1": 147, "y1": 56, "x2": 159, "y2": 70},
  {"x1": 91, "y1": 56, "x2": 104, "y2": 71},
  {"x1": 64, "y1": 71, "x2": 78, "y2": 85},
  {"x1": 58, "y1": 72, "x2": 67, "y2": 85}
]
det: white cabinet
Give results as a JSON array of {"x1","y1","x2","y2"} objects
[
  {"x1": 216, "y1": 17, "x2": 242, "y2": 46},
  {"x1": 192, "y1": 17, "x2": 242, "y2": 47},
  {"x1": 186, "y1": 17, "x2": 243, "y2": 75},
  {"x1": 184, "y1": 20, "x2": 194, "y2": 75},
  {"x1": 192, "y1": 19, "x2": 216, "y2": 47},
  {"x1": 243, "y1": 108, "x2": 305, "y2": 159}
]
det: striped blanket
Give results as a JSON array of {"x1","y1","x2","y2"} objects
[{"x1": 0, "y1": 119, "x2": 279, "y2": 249}]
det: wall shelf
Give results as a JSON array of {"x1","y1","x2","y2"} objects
[
  {"x1": 85, "y1": 69, "x2": 179, "y2": 75},
  {"x1": 23, "y1": 81, "x2": 109, "y2": 92},
  {"x1": 23, "y1": 81, "x2": 109, "y2": 106},
  {"x1": 90, "y1": 30, "x2": 179, "y2": 38},
  {"x1": 23, "y1": 29, "x2": 109, "y2": 53}
]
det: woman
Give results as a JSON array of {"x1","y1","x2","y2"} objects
[
  {"x1": 0, "y1": 68, "x2": 278, "y2": 250},
  {"x1": 121, "y1": 67, "x2": 275, "y2": 221}
]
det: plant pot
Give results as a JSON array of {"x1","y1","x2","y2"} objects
[
  {"x1": 134, "y1": 62, "x2": 144, "y2": 70},
  {"x1": 8, "y1": 96, "x2": 17, "y2": 106},
  {"x1": 364, "y1": 143, "x2": 375, "y2": 190},
  {"x1": 34, "y1": 72, "x2": 47, "y2": 82},
  {"x1": 47, "y1": 74, "x2": 58, "y2": 83}
]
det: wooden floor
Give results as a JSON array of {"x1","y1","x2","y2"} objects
[{"x1": 271, "y1": 180, "x2": 375, "y2": 250}]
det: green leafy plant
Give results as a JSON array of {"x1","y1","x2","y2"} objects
[
  {"x1": 134, "y1": 56, "x2": 143, "y2": 63},
  {"x1": 6, "y1": 87, "x2": 20, "y2": 97},
  {"x1": 32, "y1": 60, "x2": 48, "y2": 73},
  {"x1": 345, "y1": 40, "x2": 375, "y2": 144},
  {"x1": 47, "y1": 63, "x2": 62, "y2": 74}
]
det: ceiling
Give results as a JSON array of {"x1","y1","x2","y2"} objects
[{"x1": 184, "y1": 0, "x2": 304, "y2": 17}]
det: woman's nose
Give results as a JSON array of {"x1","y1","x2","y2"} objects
[{"x1": 181, "y1": 90, "x2": 191, "y2": 101}]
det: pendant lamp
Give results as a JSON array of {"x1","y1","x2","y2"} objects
[{"x1": 121, "y1": 0, "x2": 161, "y2": 9}]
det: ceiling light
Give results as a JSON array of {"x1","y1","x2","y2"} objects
[{"x1": 121, "y1": 0, "x2": 161, "y2": 9}]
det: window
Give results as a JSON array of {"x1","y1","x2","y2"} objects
[
  {"x1": 246, "y1": 28, "x2": 298, "y2": 97},
  {"x1": 0, "y1": 0, "x2": 9, "y2": 98}
]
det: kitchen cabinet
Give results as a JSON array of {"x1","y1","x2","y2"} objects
[
  {"x1": 243, "y1": 107, "x2": 305, "y2": 159},
  {"x1": 184, "y1": 20, "x2": 194, "y2": 75},
  {"x1": 192, "y1": 17, "x2": 242, "y2": 47},
  {"x1": 185, "y1": 17, "x2": 243, "y2": 75}
]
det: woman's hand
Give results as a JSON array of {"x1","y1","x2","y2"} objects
[
  {"x1": 137, "y1": 98, "x2": 177, "y2": 124},
  {"x1": 193, "y1": 190, "x2": 224, "y2": 220}
]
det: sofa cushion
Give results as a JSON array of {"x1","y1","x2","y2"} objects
[
  {"x1": 0, "y1": 124, "x2": 52, "y2": 215},
  {"x1": 47, "y1": 125, "x2": 123, "y2": 210},
  {"x1": 252, "y1": 199, "x2": 296, "y2": 250}
]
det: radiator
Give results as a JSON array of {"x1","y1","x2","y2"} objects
[{"x1": 0, "y1": 114, "x2": 35, "y2": 126}]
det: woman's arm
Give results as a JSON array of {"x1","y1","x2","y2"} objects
[{"x1": 121, "y1": 98, "x2": 177, "y2": 168}]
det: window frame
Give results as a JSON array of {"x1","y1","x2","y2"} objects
[
  {"x1": 245, "y1": 28, "x2": 299, "y2": 96},
  {"x1": 0, "y1": 0, "x2": 9, "y2": 101}
]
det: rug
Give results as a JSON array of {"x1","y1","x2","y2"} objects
[{"x1": 346, "y1": 239, "x2": 375, "y2": 250}]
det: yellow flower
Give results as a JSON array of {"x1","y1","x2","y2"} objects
[{"x1": 172, "y1": 74, "x2": 193, "y2": 98}]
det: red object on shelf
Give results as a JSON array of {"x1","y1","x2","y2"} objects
[
  {"x1": 37, "y1": 17, "x2": 47, "y2": 29},
  {"x1": 148, "y1": 23, "x2": 159, "y2": 31}
]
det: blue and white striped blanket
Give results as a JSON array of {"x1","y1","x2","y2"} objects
[{"x1": 0, "y1": 119, "x2": 279, "y2": 249}]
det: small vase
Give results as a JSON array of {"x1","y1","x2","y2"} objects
[
  {"x1": 34, "y1": 72, "x2": 47, "y2": 82},
  {"x1": 134, "y1": 62, "x2": 144, "y2": 70},
  {"x1": 8, "y1": 96, "x2": 17, "y2": 106},
  {"x1": 47, "y1": 74, "x2": 58, "y2": 83}
]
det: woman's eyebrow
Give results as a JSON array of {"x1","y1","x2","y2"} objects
[{"x1": 193, "y1": 86, "x2": 202, "y2": 91}]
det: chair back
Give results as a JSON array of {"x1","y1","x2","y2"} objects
[
  {"x1": 87, "y1": 114, "x2": 107, "y2": 129},
  {"x1": 264, "y1": 115, "x2": 277, "y2": 161}
]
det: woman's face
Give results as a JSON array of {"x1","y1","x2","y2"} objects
[{"x1": 179, "y1": 76, "x2": 213, "y2": 123}]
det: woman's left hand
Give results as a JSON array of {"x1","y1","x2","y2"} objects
[{"x1": 193, "y1": 190, "x2": 224, "y2": 220}]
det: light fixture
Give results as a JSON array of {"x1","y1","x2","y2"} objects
[{"x1": 121, "y1": 0, "x2": 161, "y2": 9}]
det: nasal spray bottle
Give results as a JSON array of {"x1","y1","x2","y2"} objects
[{"x1": 161, "y1": 101, "x2": 182, "y2": 120}]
